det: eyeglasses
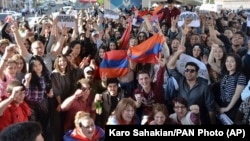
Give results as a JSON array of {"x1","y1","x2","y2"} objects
[
  {"x1": 184, "y1": 69, "x2": 196, "y2": 73},
  {"x1": 174, "y1": 106, "x2": 186, "y2": 109},
  {"x1": 81, "y1": 86, "x2": 91, "y2": 91}
]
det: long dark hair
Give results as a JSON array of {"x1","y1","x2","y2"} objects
[
  {"x1": 28, "y1": 55, "x2": 51, "y2": 91},
  {"x1": 95, "y1": 45, "x2": 107, "y2": 65},
  {"x1": 222, "y1": 53, "x2": 243, "y2": 75}
]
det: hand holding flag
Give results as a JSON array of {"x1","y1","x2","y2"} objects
[{"x1": 128, "y1": 33, "x2": 164, "y2": 64}]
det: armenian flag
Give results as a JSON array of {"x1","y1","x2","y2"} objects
[
  {"x1": 119, "y1": 18, "x2": 131, "y2": 50},
  {"x1": 128, "y1": 33, "x2": 164, "y2": 64},
  {"x1": 99, "y1": 50, "x2": 129, "y2": 78}
]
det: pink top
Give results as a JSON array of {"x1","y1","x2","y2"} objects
[{"x1": 0, "y1": 74, "x2": 16, "y2": 98}]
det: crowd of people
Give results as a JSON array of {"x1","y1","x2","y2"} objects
[{"x1": 1, "y1": 0, "x2": 250, "y2": 140}]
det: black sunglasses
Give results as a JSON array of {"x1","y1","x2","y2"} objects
[{"x1": 185, "y1": 69, "x2": 196, "y2": 73}]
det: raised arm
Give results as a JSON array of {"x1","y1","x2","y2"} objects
[
  {"x1": 167, "y1": 45, "x2": 186, "y2": 69},
  {"x1": 208, "y1": 21, "x2": 223, "y2": 45},
  {"x1": 0, "y1": 86, "x2": 23, "y2": 116},
  {"x1": 50, "y1": 21, "x2": 66, "y2": 57},
  {"x1": 46, "y1": 18, "x2": 57, "y2": 53},
  {"x1": 180, "y1": 25, "x2": 190, "y2": 46},
  {"x1": 208, "y1": 43, "x2": 221, "y2": 74},
  {"x1": 60, "y1": 89, "x2": 83, "y2": 111},
  {"x1": 70, "y1": 15, "x2": 79, "y2": 42},
  {"x1": 11, "y1": 23, "x2": 29, "y2": 58},
  {"x1": 155, "y1": 21, "x2": 170, "y2": 60},
  {"x1": 0, "y1": 45, "x2": 15, "y2": 80}
]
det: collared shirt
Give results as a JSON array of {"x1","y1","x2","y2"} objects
[{"x1": 0, "y1": 102, "x2": 31, "y2": 131}]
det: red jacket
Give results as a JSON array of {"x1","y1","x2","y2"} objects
[{"x1": 158, "y1": 7, "x2": 181, "y2": 28}]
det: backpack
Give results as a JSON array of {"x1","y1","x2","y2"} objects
[{"x1": 163, "y1": 67, "x2": 179, "y2": 113}]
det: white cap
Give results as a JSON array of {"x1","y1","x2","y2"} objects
[
  {"x1": 91, "y1": 30, "x2": 99, "y2": 37},
  {"x1": 84, "y1": 66, "x2": 94, "y2": 74}
]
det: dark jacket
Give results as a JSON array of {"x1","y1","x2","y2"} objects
[
  {"x1": 169, "y1": 68, "x2": 216, "y2": 124},
  {"x1": 95, "y1": 88, "x2": 125, "y2": 128},
  {"x1": 158, "y1": 7, "x2": 181, "y2": 28}
]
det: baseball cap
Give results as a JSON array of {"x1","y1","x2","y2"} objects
[
  {"x1": 91, "y1": 30, "x2": 99, "y2": 37},
  {"x1": 84, "y1": 66, "x2": 94, "y2": 74}
]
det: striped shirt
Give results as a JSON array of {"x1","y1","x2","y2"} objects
[{"x1": 220, "y1": 73, "x2": 247, "y2": 102}]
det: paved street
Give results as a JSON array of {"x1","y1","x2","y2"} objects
[
  {"x1": 42, "y1": 0, "x2": 63, "y2": 15},
  {"x1": 25, "y1": 0, "x2": 64, "y2": 18}
]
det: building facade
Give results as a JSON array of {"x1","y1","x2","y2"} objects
[
  {"x1": 216, "y1": 0, "x2": 250, "y2": 9},
  {"x1": 104, "y1": 0, "x2": 203, "y2": 9}
]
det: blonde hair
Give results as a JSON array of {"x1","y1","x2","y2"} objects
[
  {"x1": 77, "y1": 78, "x2": 90, "y2": 87},
  {"x1": 5, "y1": 58, "x2": 18, "y2": 66},
  {"x1": 12, "y1": 54, "x2": 27, "y2": 74},
  {"x1": 0, "y1": 39, "x2": 10, "y2": 46},
  {"x1": 74, "y1": 111, "x2": 93, "y2": 128},
  {"x1": 53, "y1": 54, "x2": 71, "y2": 75}
]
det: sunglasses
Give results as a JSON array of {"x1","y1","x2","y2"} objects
[
  {"x1": 81, "y1": 86, "x2": 91, "y2": 91},
  {"x1": 185, "y1": 69, "x2": 196, "y2": 73}
]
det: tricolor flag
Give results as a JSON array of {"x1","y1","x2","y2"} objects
[
  {"x1": 119, "y1": 18, "x2": 131, "y2": 50},
  {"x1": 99, "y1": 50, "x2": 129, "y2": 78},
  {"x1": 151, "y1": 5, "x2": 164, "y2": 23},
  {"x1": 135, "y1": 8, "x2": 162, "y2": 27},
  {"x1": 128, "y1": 33, "x2": 163, "y2": 64},
  {"x1": 138, "y1": 9, "x2": 150, "y2": 17},
  {"x1": 152, "y1": 5, "x2": 163, "y2": 16}
]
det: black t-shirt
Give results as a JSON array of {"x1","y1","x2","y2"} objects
[{"x1": 110, "y1": 95, "x2": 119, "y2": 113}]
